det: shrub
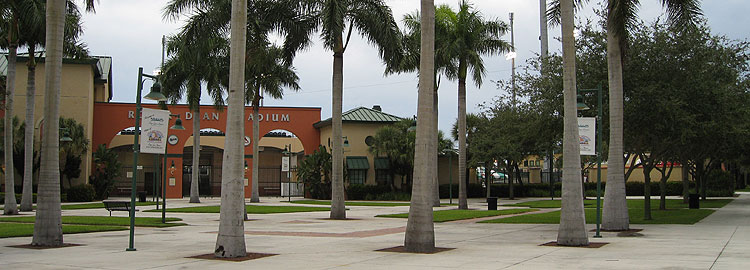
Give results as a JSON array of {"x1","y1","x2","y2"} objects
[
  {"x1": 66, "y1": 184, "x2": 95, "y2": 202},
  {"x1": 89, "y1": 144, "x2": 122, "y2": 200},
  {"x1": 705, "y1": 170, "x2": 734, "y2": 197}
]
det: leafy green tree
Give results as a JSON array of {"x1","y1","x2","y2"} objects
[
  {"x1": 297, "y1": 145, "x2": 333, "y2": 199},
  {"x1": 89, "y1": 144, "x2": 122, "y2": 200},
  {"x1": 58, "y1": 117, "x2": 88, "y2": 190}
]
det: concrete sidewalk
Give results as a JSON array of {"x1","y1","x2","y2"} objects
[{"x1": 1, "y1": 195, "x2": 748, "y2": 269}]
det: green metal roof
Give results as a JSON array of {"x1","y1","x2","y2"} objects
[
  {"x1": 346, "y1": 156, "x2": 370, "y2": 170},
  {"x1": 374, "y1": 157, "x2": 390, "y2": 169},
  {"x1": 314, "y1": 106, "x2": 402, "y2": 128}
]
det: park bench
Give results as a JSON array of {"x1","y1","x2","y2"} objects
[{"x1": 102, "y1": 200, "x2": 138, "y2": 216}]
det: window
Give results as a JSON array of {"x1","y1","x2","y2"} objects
[
  {"x1": 346, "y1": 156, "x2": 369, "y2": 185},
  {"x1": 524, "y1": 160, "x2": 529, "y2": 167},
  {"x1": 349, "y1": 169, "x2": 367, "y2": 185}
]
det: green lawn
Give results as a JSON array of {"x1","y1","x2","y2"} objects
[
  {"x1": 481, "y1": 208, "x2": 715, "y2": 225},
  {"x1": 0, "y1": 223, "x2": 127, "y2": 238},
  {"x1": 736, "y1": 188, "x2": 750, "y2": 192},
  {"x1": 290, "y1": 200, "x2": 412, "y2": 207},
  {"x1": 146, "y1": 205, "x2": 330, "y2": 214},
  {"x1": 2, "y1": 201, "x2": 158, "y2": 211},
  {"x1": 376, "y1": 208, "x2": 537, "y2": 223},
  {"x1": 0, "y1": 216, "x2": 185, "y2": 227},
  {"x1": 61, "y1": 201, "x2": 158, "y2": 210},
  {"x1": 503, "y1": 198, "x2": 732, "y2": 209}
]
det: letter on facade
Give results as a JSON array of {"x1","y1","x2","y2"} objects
[
  {"x1": 185, "y1": 112, "x2": 192, "y2": 120},
  {"x1": 128, "y1": 111, "x2": 135, "y2": 119},
  {"x1": 212, "y1": 112, "x2": 219, "y2": 120},
  {"x1": 281, "y1": 114, "x2": 290, "y2": 122}
]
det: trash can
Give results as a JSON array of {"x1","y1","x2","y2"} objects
[
  {"x1": 138, "y1": 192, "x2": 147, "y2": 203},
  {"x1": 688, "y1": 193, "x2": 700, "y2": 209},
  {"x1": 487, "y1": 197, "x2": 498, "y2": 210}
]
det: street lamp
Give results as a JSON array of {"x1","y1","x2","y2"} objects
[
  {"x1": 128, "y1": 67, "x2": 167, "y2": 252},
  {"x1": 441, "y1": 148, "x2": 457, "y2": 204},
  {"x1": 159, "y1": 114, "x2": 184, "y2": 224},
  {"x1": 578, "y1": 84, "x2": 603, "y2": 238}
]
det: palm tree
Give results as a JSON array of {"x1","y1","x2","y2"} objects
[
  {"x1": 161, "y1": 27, "x2": 228, "y2": 204},
  {"x1": 214, "y1": 0, "x2": 247, "y2": 258},
  {"x1": 19, "y1": 0, "x2": 87, "y2": 211},
  {"x1": 557, "y1": 0, "x2": 588, "y2": 246},
  {"x1": 404, "y1": 0, "x2": 436, "y2": 253},
  {"x1": 32, "y1": 0, "x2": 95, "y2": 247},
  {"x1": 435, "y1": 1, "x2": 510, "y2": 210},
  {"x1": 601, "y1": 0, "x2": 702, "y2": 232},
  {"x1": 298, "y1": 0, "x2": 402, "y2": 220},
  {"x1": 390, "y1": 8, "x2": 457, "y2": 207},
  {"x1": 1, "y1": 0, "x2": 21, "y2": 215},
  {"x1": 164, "y1": 0, "x2": 316, "y2": 206},
  {"x1": 246, "y1": 45, "x2": 300, "y2": 203}
]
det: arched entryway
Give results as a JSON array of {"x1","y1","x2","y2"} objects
[{"x1": 255, "y1": 129, "x2": 304, "y2": 196}]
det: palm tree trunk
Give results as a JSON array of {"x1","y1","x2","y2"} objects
[
  {"x1": 215, "y1": 0, "x2": 247, "y2": 258},
  {"x1": 251, "y1": 98, "x2": 260, "y2": 203},
  {"x1": 509, "y1": 163, "x2": 515, "y2": 200},
  {"x1": 190, "y1": 108, "x2": 201, "y2": 203},
  {"x1": 457, "y1": 70, "x2": 468, "y2": 210},
  {"x1": 557, "y1": 0, "x2": 588, "y2": 247},
  {"x1": 432, "y1": 86, "x2": 440, "y2": 207},
  {"x1": 3, "y1": 43, "x2": 19, "y2": 215},
  {"x1": 404, "y1": 0, "x2": 435, "y2": 253},
  {"x1": 20, "y1": 47, "x2": 37, "y2": 212},
  {"x1": 601, "y1": 20, "x2": 629, "y2": 231},
  {"x1": 32, "y1": 0, "x2": 65, "y2": 246},
  {"x1": 330, "y1": 41, "x2": 346, "y2": 220}
]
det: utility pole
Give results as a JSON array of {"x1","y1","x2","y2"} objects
[{"x1": 510, "y1": 12, "x2": 516, "y2": 107}]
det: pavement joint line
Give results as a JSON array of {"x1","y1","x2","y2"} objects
[
  {"x1": 708, "y1": 225, "x2": 738, "y2": 270},
  {"x1": 501, "y1": 247, "x2": 561, "y2": 269}
]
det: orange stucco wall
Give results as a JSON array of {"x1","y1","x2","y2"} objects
[{"x1": 92, "y1": 102, "x2": 321, "y2": 198}]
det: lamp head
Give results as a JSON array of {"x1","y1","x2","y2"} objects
[
  {"x1": 170, "y1": 115, "x2": 185, "y2": 130},
  {"x1": 144, "y1": 81, "x2": 167, "y2": 101},
  {"x1": 577, "y1": 94, "x2": 590, "y2": 111}
]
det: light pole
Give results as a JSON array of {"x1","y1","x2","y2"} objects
[
  {"x1": 161, "y1": 114, "x2": 184, "y2": 224},
  {"x1": 128, "y1": 67, "x2": 167, "y2": 251},
  {"x1": 578, "y1": 84, "x2": 603, "y2": 238},
  {"x1": 441, "y1": 148, "x2": 457, "y2": 205}
]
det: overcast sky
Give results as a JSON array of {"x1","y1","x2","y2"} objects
[{"x1": 78, "y1": 0, "x2": 750, "y2": 137}]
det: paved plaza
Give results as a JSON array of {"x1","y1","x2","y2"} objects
[{"x1": 1, "y1": 194, "x2": 748, "y2": 269}]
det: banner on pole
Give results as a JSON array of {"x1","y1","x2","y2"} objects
[
  {"x1": 578, "y1": 117, "x2": 596, "y2": 156},
  {"x1": 140, "y1": 108, "x2": 171, "y2": 154},
  {"x1": 282, "y1": 156, "x2": 290, "y2": 172}
]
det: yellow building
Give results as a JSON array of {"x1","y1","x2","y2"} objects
[{"x1": 1, "y1": 53, "x2": 113, "y2": 188}]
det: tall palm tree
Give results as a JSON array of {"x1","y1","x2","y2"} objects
[
  {"x1": 1, "y1": 0, "x2": 23, "y2": 215},
  {"x1": 214, "y1": 0, "x2": 247, "y2": 258},
  {"x1": 436, "y1": 0, "x2": 510, "y2": 210},
  {"x1": 164, "y1": 0, "x2": 316, "y2": 205},
  {"x1": 297, "y1": 0, "x2": 401, "y2": 220},
  {"x1": 389, "y1": 8, "x2": 457, "y2": 207},
  {"x1": 601, "y1": 0, "x2": 702, "y2": 231},
  {"x1": 557, "y1": 0, "x2": 588, "y2": 246},
  {"x1": 161, "y1": 26, "x2": 227, "y2": 204},
  {"x1": 404, "y1": 0, "x2": 435, "y2": 253},
  {"x1": 19, "y1": 0, "x2": 87, "y2": 211},
  {"x1": 246, "y1": 45, "x2": 300, "y2": 203},
  {"x1": 32, "y1": 0, "x2": 95, "y2": 247}
]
